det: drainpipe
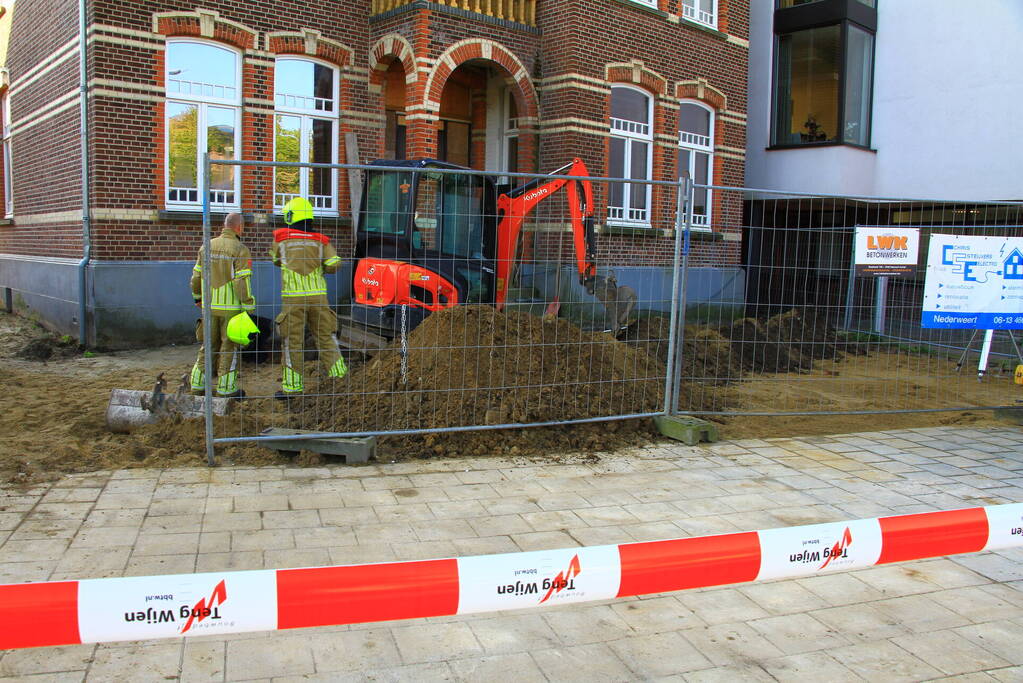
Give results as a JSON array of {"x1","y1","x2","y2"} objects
[{"x1": 76, "y1": 0, "x2": 91, "y2": 345}]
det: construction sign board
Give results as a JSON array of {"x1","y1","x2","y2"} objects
[
  {"x1": 854, "y1": 227, "x2": 920, "y2": 276},
  {"x1": 921, "y1": 234, "x2": 1023, "y2": 329}
]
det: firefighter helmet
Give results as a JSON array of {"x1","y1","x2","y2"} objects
[
  {"x1": 226, "y1": 311, "x2": 259, "y2": 345},
  {"x1": 282, "y1": 197, "x2": 314, "y2": 225}
]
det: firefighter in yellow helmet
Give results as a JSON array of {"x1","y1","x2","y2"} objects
[
  {"x1": 271, "y1": 197, "x2": 347, "y2": 400},
  {"x1": 189, "y1": 212, "x2": 255, "y2": 398}
]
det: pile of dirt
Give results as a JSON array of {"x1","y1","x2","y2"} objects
[
  {"x1": 619, "y1": 316, "x2": 741, "y2": 385},
  {"x1": 302, "y1": 306, "x2": 667, "y2": 458}
]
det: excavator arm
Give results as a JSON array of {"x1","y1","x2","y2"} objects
[
  {"x1": 494, "y1": 158, "x2": 598, "y2": 306},
  {"x1": 494, "y1": 159, "x2": 636, "y2": 326}
]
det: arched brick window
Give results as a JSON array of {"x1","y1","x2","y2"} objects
[
  {"x1": 678, "y1": 100, "x2": 715, "y2": 227},
  {"x1": 165, "y1": 39, "x2": 241, "y2": 209},
  {"x1": 608, "y1": 85, "x2": 654, "y2": 226}
]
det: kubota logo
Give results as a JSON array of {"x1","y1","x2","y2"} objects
[
  {"x1": 819, "y1": 527, "x2": 853, "y2": 570},
  {"x1": 539, "y1": 554, "x2": 581, "y2": 604},
  {"x1": 180, "y1": 580, "x2": 227, "y2": 634},
  {"x1": 524, "y1": 188, "x2": 549, "y2": 202},
  {"x1": 361, "y1": 278, "x2": 380, "y2": 287}
]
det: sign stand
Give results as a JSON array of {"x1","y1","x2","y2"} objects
[{"x1": 955, "y1": 329, "x2": 1023, "y2": 380}]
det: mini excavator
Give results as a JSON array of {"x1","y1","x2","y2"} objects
[{"x1": 347, "y1": 157, "x2": 637, "y2": 341}]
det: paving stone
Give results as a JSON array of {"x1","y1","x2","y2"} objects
[
  {"x1": 511, "y1": 530, "x2": 577, "y2": 551},
  {"x1": 451, "y1": 535, "x2": 520, "y2": 557},
  {"x1": 530, "y1": 643, "x2": 634, "y2": 681},
  {"x1": 390, "y1": 539, "x2": 457, "y2": 561},
  {"x1": 225, "y1": 635, "x2": 315, "y2": 679},
  {"x1": 608, "y1": 631, "x2": 712, "y2": 677},
  {"x1": 86, "y1": 643, "x2": 183, "y2": 681},
  {"x1": 2, "y1": 538, "x2": 70, "y2": 561},
  {"x1": 230, "y1": 529, "x2": 294, "y2": 551},
  {"x1": 231, "y1": 494, "x2": 290, "y2": 512},
  {"x1": 937, "y1": 584, "x2": 1023, "y2": 622},
  {"x1": 736, "y1": 574, "x2": 835, "y2": 615},
  {"x1": 304, "y1": 627, "x2": 402, "y2": 673},
  {"x1": 392, "y1": 622, "x2": 483, "y2": 663},
  {"x1": 372, "y1": 503, "x2": 436, "y2": 523},
  {"x1": 872, "y1": 593, "x2": 973, "y2": 632},
  {"x1": 201, "y1": 512, "x2": 262, "y2": 532},
  {"x1": 467, "y1": 514, "x2": 532, "y2": 537},
  {"x1": 889, "y1": 629, "x2": 1011, "y2": 676},
  {"x1": 795, "y1": 572, "x2": 887, "y2": 607},
  {"x1": 540, "y1": 604, "x2": 633, "y2": 646},
  {"x1": 261, "y1": 509, "x2": 321, "y2": 529},
  {"x1": 0, "y1": 644, "x2": 95, "y2": 677},
  {"x1": 811, "y1": 602, "x2": 911, "y2": 642},
  {"x1": 293, "y1": 525, "x2": 357, "y2": 549},
  {"x1": 677, "y1": 588, "x2": 770, "y2": 626},
  {"x1": 747, "y1": 613, "x2": 852, "y2": 655},
  {"x1": 827, "y1": 639, "x2": 944, "y2": 682},
  {"x1": 194, "y1": 550, "x2": 264, "y2": 572},
  {"x1": 132, "y1": 532, "x2": 200, "y2": 556},
  {"x1": 679, "y1": 622, "x2": 785, "y2": 667},
  {"x1": 954, "y1": 619, "x2": 1023, "y2": 665},
  {"x1": 955, "y1": 552, "x2": 1023, "y2": 583},
  {"x1": 51, "y1": 547, "x2": 132, "y2": 580},
  {"x1": 80, "y1": 509, "x2": 145, "y2": 528},
  {"x1": 467, "y1": 614, "x2": 560, "y2": 654},
  {"x1": 180, "y1": 640, "x2": 225, "y2": 683},
  {"x1": 0, "y1": 560, "x2": 57, "y2": 583},
  {"x1": 318, "y1": 506, "x2": 379, "y2": 526}
]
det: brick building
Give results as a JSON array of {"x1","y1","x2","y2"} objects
[{"x1": 0, "y1": 0, "x2": 749, "y2": 346}]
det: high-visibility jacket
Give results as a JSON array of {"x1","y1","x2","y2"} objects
[
  {"x1": 270, "y1": 227, "x2": 341, "y2": 297},
  {"x1": 190, "y1": 228, "x2": 255, "y2": 312}
]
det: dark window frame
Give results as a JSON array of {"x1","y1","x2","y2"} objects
[{"x1": 769, "y1": 0, "x2": 877, "y2": 150}]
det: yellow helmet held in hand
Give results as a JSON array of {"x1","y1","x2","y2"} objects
[
  {"x1": 226, "y1": 311, "x2": 259, "y2": 345},
  {"x1": 282, "y1": 197, "x2": 314, "y2": 225}
]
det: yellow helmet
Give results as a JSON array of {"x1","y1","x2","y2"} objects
[
  {"x1": 282, "y1": 197, "x2": 314, "y2": 225},
  {"x1": 226, "y1": 311, "x2": 259, "y2": 345}
]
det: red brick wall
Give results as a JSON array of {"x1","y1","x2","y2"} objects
[{"x1": 2, "y1": 0, "x2": 748, "y2": 269}]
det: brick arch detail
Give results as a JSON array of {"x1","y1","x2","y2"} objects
[
  {"x1": 675, "y1": 79, "x2": 728, "y2": 112},
  {"x1": 605, "y1": 60, "x2": 668, "y2": 96},
  {"x1": 423, "y1": 39, "x2": 538, "y2": 120},
  {"x1": 152, "y1": 9, "x2": 257, "y2": 50},
  {"x1": 368, "y1": 33, "x2": 417, "y2": 87},
  {"x1": 265, "y1": 30, "x2": 353, "y2": 67}
]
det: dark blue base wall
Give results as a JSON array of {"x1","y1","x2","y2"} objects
[{"x1": 1, "y1": 256, "x2": 744, "y2": 348}]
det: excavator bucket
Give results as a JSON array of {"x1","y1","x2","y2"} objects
[
  {"x1": 592, "y1": 277, "x2": 638, "y2": 330},
  {"x1": 105, "y1": 373, "x2": 234, "y2": 433}
]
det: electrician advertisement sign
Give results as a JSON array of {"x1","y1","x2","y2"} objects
[
  {"x1": 854, "y1": 227, "x2": 920, "y2": 277},
  {"x1": 921, "y1": 234, "x2": 1023, "y2": 329}
]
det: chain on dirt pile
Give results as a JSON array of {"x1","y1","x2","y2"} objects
[{"x1": 399, "y1": 303, "x2": 409, "y2": 386}]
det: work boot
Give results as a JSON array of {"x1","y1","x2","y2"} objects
[
  {"x1": 274, "y1": 390, "x2": 301, "y2": 401},
  {"x1": 217, "y1": 389, "x2": 246, "y2": 400}
]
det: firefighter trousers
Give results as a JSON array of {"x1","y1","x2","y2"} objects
[
  {"x1": 275, "y1": 295, "x2": 347, "y2": 394},
  {"x1": 190, "y1": 312, "x2": 241, "y2": 395}
]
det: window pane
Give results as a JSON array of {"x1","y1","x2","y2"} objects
[
  {"x1": 609, "y1": 137, "x2": 625, "y2": 208},
  {"x1": 843, "y1": 25, "x2": 873, "y2": 146},
  {"x1": 276, "y1": 59, "x2": 335, "y2": 112},
  {"x1": 629, "y1": 140, "x2": 648, "y2": 208},
  {"x1": 309, "y1": 118, "x2": 333, "y2": 198},
  {"x1": 506, "y1": 136, "x2": 518, "y2": 176},
  {"x1": 677, "y1": 148, "x2": 691, "y2": 180},
  {"x1": 694, "y1": 153, "x2": 709, "y2": 214},
  {"x1": 168, "y1": 102, "x2": 198, "y2": 189},
  {"x1": 611, "y1": 88, "x2": 650, "y2": 124},
  {"x1": 679, "y1": 103, "x2": 710, "y2": 136},
  {"x1": 773, "y1": 25, "x2": 841, "y2": 144},
  {"x1": 167, "y1": 42, "x2": 237, "y2": 100},
  {"x1": 275, "y1": 115, "x2": 301, "y2": 195},
  {"x1": 207, "y1": 106, "x2": 235, "y2": 191}
]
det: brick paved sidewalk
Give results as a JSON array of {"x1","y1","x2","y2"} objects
[{"x1": 1, "y1": 426, "x2": 1022, "y2": 681}]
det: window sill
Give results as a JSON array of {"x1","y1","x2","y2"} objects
[
  {"x1": 0, "y1": 217, "x2": 11, "y2": 226},
  {"x1": 767, "y1": 141, "x2": 877, "y2": 153},
  {"x1": 611, "y1": 0, "x2": 670, "y2": 20},
  {"x1": 678, "y1": 16, "x2": 724, "y2": 38},
  {"x1": 157, "y1": 210, "x2": 352, "y2": 228}
]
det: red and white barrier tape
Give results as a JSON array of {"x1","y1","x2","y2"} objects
[{"x1": 2, "y1": 504, "x2": 1021, "y2": 650}]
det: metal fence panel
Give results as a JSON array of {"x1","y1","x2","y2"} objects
[{"x1": 675, "y1": 185, "x2": 1023, "y2": 417}]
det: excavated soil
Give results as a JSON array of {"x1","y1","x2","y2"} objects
[{"x1": 0, "y1": 308, "x2": 1013, "y2": 484}]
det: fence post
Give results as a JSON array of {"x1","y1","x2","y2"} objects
[
  {"x1": 663, "y1": 174, "x2": 691, "y2": 416},
  {"x1": 201, "y1": 153, "x2": 216, "y2": 467}
]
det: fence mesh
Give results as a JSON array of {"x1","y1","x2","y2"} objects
[{"x1": 190, "y1": 160, "x2": 1023, "y2": 455}]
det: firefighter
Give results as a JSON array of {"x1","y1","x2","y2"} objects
[
  {"x1": 271, "y1": 197, "x2": 347, "y2": 400},
  {"x1": 189, "y1": 212, "x2": 255, "y2": 398}
]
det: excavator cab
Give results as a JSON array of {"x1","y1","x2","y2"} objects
[{"x1": 354, "y1": 160, "x2": 499, "y2": 334}]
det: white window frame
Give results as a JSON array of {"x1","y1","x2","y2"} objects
[
  {"x1": 500, "y1": 89, "x2": 519, "y2": 184},
  {"x1": 682, "y1": 0, "x2": 717, "y2": 29},
  {"x1": 2, "y1": 91, "x2": 11, "y2": 218},
  {"x1": 608, "y1": 85, "x2": 653, "y2": 227},
  {"x1": 629, "y1": 0, "x2": 658, "y2": 8},
  {"x1": 164, "y1": 39, "x2": 242, "y2": 211},
  {"x1": 678, "y1": 100, "x2": 714, "y2": 229},
  {"x1": 273, "y1": 57, "x2": 339, "y2": 215}
]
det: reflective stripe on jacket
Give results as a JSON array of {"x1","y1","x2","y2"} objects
[
  {"x1": 190, "y1": 228, "x2": 255, "y2": 312},
  {"x1": 270, "y1": 227, "x2": 341, "y2": 298}
]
